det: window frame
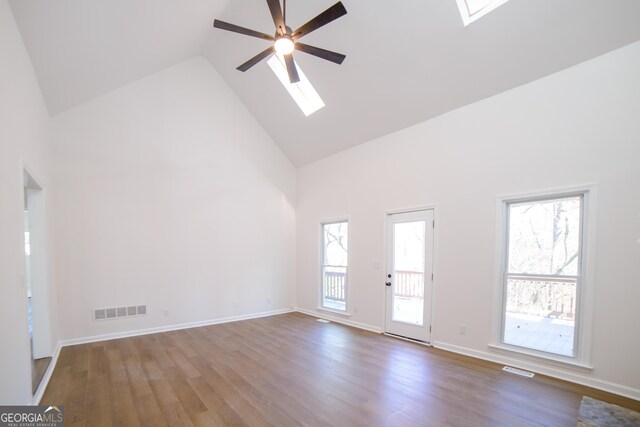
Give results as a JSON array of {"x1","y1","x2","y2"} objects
[
  {"x1": 493, "y1": 185, "x2": 597, "y2": 368},
  {"x1": 319, "y1": 219, "x2": 350, "y2": 313},
  {"x1": 456, "y1": 0, "x2": 512, "y2": 26}
]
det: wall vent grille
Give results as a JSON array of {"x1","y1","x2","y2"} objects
[
  {"x1": 93, "y1": 304, "x2": 148, "y2": 321},
  {"x1": 502, "y1": 366, "x2": 535, "y2": 378}
]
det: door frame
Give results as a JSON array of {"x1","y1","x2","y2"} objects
[
  {"x1": 22, "y1": 165, "x2": 52, "y2": 390},
  {"x1": 382, "y1": 205, "x2": 438, "y2": 343}
]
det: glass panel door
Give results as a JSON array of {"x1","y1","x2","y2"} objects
[
  {"x1": 392, "y1": 221, "x2": 426, "y2": 325},
  {"x1": 385, "y1": 210, "x2": 434, "y2": 342}
]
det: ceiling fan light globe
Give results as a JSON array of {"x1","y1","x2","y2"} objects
[{"x1": 274, "y1": 36, "x2": 295, "y2": 55}]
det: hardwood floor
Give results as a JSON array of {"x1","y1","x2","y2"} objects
[
  {"x1": 32, "y1": 356, "x2": 52, "y2": 394},
  {"x1": 41, "y1": 312, "x2": 639, "y2": 426}
]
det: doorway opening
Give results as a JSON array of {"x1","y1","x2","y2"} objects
[{"x1": 23, "y1": 169, "x2": 52, "y2": 394}]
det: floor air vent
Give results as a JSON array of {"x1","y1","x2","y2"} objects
[
  {"x1": 502, "y1": 366, "x2": 535, "y2": 378},
  {"x1": 317, "y1": 319, "x2": 330, "y2": 323},
  {"x1": 93, "y1": 305, "x2": 148, "y2": 321}
]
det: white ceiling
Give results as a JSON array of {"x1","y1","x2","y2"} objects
[{"x1": 10, "y1": 0, "x2": 640, "y2": 166}]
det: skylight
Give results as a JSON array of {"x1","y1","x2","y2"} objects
[
  {"x1": 456, "y1": 0, "x2": 511, "y2": 26},
  {"x1": 267, "y1": 54, "x2": 325, "y2": 117}
]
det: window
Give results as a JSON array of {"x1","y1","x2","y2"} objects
[
  {"x1": 501, "y1": 193, "x2": 586, "y2": 358},
  {"x1": 267, "y1": 54, "x2": 325, "y2": 116},
  {"x1": 321, "y1": 221, "x2": 348, "y2": 311},
  {"x1": 456, "y1": 0, "x2": 512, "y2": 26}
]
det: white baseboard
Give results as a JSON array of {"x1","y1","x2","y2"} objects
[
  {"x1": 33, "y1": 307, "x2": 294, "y2": 404},
  {"x1": 432, "y1": 341, "x2": 640, "y2": 401},
  {"x1": 60, "y1": 308, "x2": 294, "y2": 347},
  {"x1": 33, "y1": 341, "x2": 62, "y2": 405},
  {"x1": 35, "y1": 308, "x2": 639, "y2": 404},
  {"x1": 294, "y1": 308, "x2": 640, "y2": 401},
  {"x1": 295, "y1": 307, "x2": 383, "y2": 334}
]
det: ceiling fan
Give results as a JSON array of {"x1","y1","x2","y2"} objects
[{"x1": 213, "y1": 0, "x2": 347, "y2": 84}]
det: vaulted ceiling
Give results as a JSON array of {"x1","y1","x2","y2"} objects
[{"x1": 9, "y1": 0, "x2": 640, "y2": 165}]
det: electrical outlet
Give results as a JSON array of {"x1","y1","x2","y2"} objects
[
  {"x1": 353, "y1": 306, "x2": 358, "y2": 314},
  {"x1": 459, "y1": 324, "x2": 467, "y2": 335},
  {"x1": 267, "y1": 298, "x2": 272, "y2": 305},
  {"x1": 233, "y1": 301, "x2": 238, "y2": 309},
  {"x1": 164, "y1": 309, "x2": 170, "y2": 317}
]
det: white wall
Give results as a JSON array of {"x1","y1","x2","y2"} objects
[
  {"x1": 50, "y1": 57, "x2": 296, "y2": 341},
  {"x1": 296, "y1": 41, "x2": 640, "y2": 397},
  {"x1": 0, "y1": 0, "x2": 55, "y2": 404},
  {"x1": 4, "y1": 0, "x2": 638, "y2": 403}
]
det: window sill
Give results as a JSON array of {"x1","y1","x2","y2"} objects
[
  {"x1": 317, "y1": 306, "x2": 351, "y2": 317},
  {"x1": 488, "y1": 343, "x2": 593, "y2": 372}
]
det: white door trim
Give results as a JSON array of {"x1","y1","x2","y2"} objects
[{"x1": 384, "y1": 208, "x2": 435, "y2": 342}]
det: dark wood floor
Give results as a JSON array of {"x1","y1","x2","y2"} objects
[{"x1": 41, "y1": 312, "x2": 639, "y2": 426}]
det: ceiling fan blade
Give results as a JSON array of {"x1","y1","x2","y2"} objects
[
  {"x1": 266, "y1": 0, "x2": 286, "y2": 35},
  {"x1": 292, "y1": 2, "x2": 347, "y2": 40},
  {"x1": 237, "y1": 46, "x2": 276, "y2": 72},
  {"x1": 213, "y1": 19, "x2": 274, "y2": 41},
  {"x1": 284, "y1": 53, "x2": 300, "y2": 83},
  {"x1": 295, "y1": 42, "x2": 345, "y2": 65}
]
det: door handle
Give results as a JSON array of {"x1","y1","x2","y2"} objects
[{"x1": 385, "y1": 282, "x2": 392, "y2": 287}]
